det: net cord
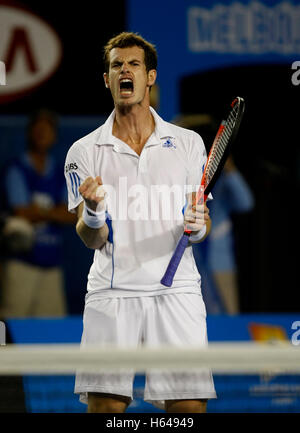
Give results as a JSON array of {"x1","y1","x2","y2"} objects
[{"x1": 0, "y1": 342, "x2": 299, "y2": 375}]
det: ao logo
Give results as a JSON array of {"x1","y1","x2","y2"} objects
[
  {"x1": 291, "y1": 321, "x2": 300, "y2": 346},
  {"x1": 0, "y1": 2, "x2": 62, "y2": 103},
  {"x1": 0, "y1": 321, "x2": 5, "y2": 345},
  {"x1": 291, "y1": 61, "x2": 300, "y2": 86},
  {"x1": 0, "y1": 61, "x2": 5, "y2": 85}
]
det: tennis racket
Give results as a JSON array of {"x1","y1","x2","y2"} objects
[{"x1": 160, "y1": 96, "x2": 245, "y2": 287}]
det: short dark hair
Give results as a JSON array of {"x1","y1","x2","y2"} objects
[{"x1": 103, "y1": 32, "x2": 157, "y2": 73}]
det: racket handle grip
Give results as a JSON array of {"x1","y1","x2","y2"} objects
[{"x1": 160, "y1": 232, "x2": 190, "y2": 287}]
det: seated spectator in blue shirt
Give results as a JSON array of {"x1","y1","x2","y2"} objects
[{"x1": 0, "y1": 109, "x2": 76, "y2": 318}]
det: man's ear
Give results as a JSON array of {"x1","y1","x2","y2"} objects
[
  {"x1": 103, "y1": 72, "x2": 110, "y2": 88},
  {"x1": 147, "y1": 69, "x2": 157, "y2": 87}
]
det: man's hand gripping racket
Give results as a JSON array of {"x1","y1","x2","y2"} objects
[{"x1": 160, "y1": 96, "x2": 245, "y2": 287}]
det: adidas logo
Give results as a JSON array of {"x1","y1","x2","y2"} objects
[{"x1": 162, "y1": 138, "x2": 176, "y2": 149}]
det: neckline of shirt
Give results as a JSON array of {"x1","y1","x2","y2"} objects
[{"x1": 94, "y1": 107, "x2": 175, "y2": 156}]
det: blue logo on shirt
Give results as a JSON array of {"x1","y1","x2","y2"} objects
[{"x1": 162, "y1": 138, "x2": 176, "y2": 149}]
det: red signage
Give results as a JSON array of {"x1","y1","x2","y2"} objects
[{"x1": 0, "y1": 0, "x2": 62, "y2": 104}]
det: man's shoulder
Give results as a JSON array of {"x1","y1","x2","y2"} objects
[
  {"x1": 152, "y1": 108, "x2": 198, "y2": 141},
  {"x1": 159, "y1": 118, "x2": 206, "y2": 160},
  {"x1": 163, "y1": 119, "x2": 201, "y2": 142}
]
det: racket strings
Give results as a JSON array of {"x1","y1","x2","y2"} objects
[{"x1": 204, "y1": 103, "x2": 240, "y2": 187}]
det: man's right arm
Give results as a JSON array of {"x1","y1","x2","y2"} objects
[
  {"x1": 64, "y1": 144, "x2": 109, "y2": 249},
  {"x1": 75, "y1": 201, "x2": 109, "y2": 250},
  {"x1": 75, "y1": 176, "x2": 108, "y2": 250}
]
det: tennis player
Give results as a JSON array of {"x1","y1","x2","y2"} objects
[{"x1": 64, "y1": 32, "x2": 216, "y2": 413}]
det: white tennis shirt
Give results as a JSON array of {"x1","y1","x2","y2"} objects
[{"x1": 64, "y1": 107, "x2": 210, "y2": 299}]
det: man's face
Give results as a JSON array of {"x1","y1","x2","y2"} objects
[{"x1": 103, "y1": 46, "x2": 156, "y2": 108}]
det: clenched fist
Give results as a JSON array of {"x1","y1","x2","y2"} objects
[{"x1": 79, "y1": 176, "x2": 106, "y2": 212}]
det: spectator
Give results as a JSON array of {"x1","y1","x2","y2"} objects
[
  {"x1": 193, "y1": 156, "x2": 254, "y2": 313},
  {"x1": 0, "y1": 109, "x2": 76, "y2": 318}
]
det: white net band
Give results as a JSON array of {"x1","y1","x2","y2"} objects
[{"x1": 0, "y1": 342, "x2": 299, "y2": 375}]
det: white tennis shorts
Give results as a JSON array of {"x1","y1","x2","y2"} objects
[{"x1": 75, "y1": 293, "x2": 216, "y2": 410}]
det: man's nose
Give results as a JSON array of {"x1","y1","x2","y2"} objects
[{"x1": 120, "y1": 62, "x2": 130, "y2": 73}]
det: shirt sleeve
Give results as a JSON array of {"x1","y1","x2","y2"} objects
[
  {"x1": 186, "y1": 131, "x2": 213, "y2": 200},
  {"x1": 64, "y1": 142, "x2": 91, "y2": 213}
]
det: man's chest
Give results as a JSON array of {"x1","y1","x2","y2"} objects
[{"x1": 92, "y1": 143, "x2": 188, "y2": 188}]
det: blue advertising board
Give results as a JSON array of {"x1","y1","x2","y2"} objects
[{"x1": 127, "y1": 0, "x2": 300, "y2": 120}]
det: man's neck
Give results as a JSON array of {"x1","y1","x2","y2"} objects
[{"x1": 112, "y1": 104, "x2": 155, "y2": 155}]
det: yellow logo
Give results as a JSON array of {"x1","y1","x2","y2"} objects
[{"x1": 248, "y1": 323, "x2": 288, "y2": 342}]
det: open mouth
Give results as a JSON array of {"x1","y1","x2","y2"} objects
[{"x1": 119, "y1": 78, "x2": 134, "y2": 96}]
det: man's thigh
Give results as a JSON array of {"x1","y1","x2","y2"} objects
[
  {"x1": 143, "y1": 293, "x2": 216, "y2": 410},
  {"x1": 75, "y1": 297, "x2": 144, "y2": 403}
]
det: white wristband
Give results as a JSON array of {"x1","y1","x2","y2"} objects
[
  {"x1": 82, "y1": 202, "x2": 106, "y2": 229},
  {"x1": 189, "y1": 224, "x2": 207, "y2": 242}
]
